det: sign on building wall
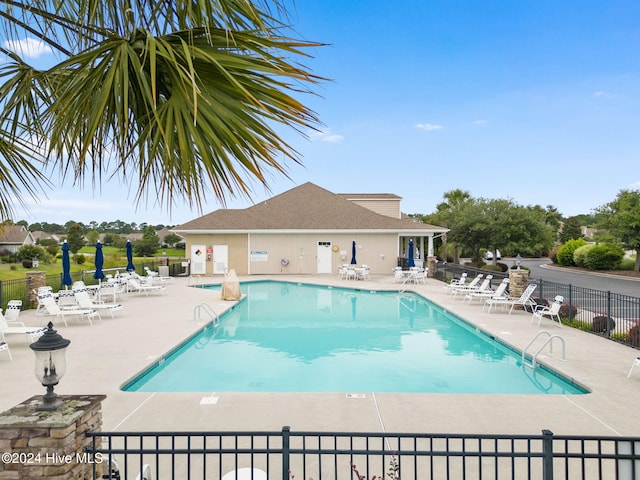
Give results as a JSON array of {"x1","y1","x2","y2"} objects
[{"x1": 250, "y1": 250, "x2": 268, "y2": 262}]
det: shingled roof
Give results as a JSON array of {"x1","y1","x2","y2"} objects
[{"x1": 174, "y1": 182, "x2": 445, "y2": 233}]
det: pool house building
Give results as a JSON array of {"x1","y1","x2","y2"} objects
[{"x1": 173, "y1": 182, "x2": 448, "y2": 276}]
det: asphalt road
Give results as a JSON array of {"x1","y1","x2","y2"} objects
[{"x1": 519, "y1": 258, "x2": 640, "y2": 297}]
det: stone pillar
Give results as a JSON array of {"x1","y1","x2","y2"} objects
[
  {"x1": 0, "y1": 394, "x2": 106, "y2": 479},
  {"x1": 426, "y1": 256, "x2": 438, "y2": 278},
  {"x1": 25, "y1": 271, "x2": 47, "y2": 309},
  {"x1": 509, "y1": 268, "x2": 530, "y2": 302}
]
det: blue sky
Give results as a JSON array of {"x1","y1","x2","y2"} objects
[{"x1": 6, "y1": 0, "x2": 640, "y2": 225}]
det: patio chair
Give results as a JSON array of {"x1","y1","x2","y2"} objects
[
  {"x1": 127, "y1": 278, "x2": 166, "y2": 296},
  {"x1": 484, "y1": 284, "x2": 538, "y2": 314},
  {"x1": 4, "y1": 300, "x2": 22, "y2": 324},
  {"x1": 73, "y1": 289, "x2": 125, "y2": 319},
  {"x1": 452, "y1": 275, "x2": 492, "y2": 298},
  {"x1": 531, "y1": 295, "x2": 563, "y2": 328},
  {"x1": 57, "y1": 289, "x2": 79, "y2": 309},
  {"x1": 443, "y1": 272, "x2": 468, "y2": 294},
  {"x1": 38, "y1": 293, "x2": 100, "y2": 327},
  {"x1": 449, "y1": 274, "x2": 484, "y2": 297},
  {"x1": 0, "y1": 313, "x2": 46, "y2": 343},
  {"x1": 628, "y1": 357, "x2": 640, "y2": 378},
  {"x1": 0, "y1": 334, "x2": 11, "y2": 360},
  {"x1": 464, "y1": 278, "x2": 509, "y2": 304}
]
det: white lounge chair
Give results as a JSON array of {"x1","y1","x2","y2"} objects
[
  {"x1": 127, "y1": 278, "x2": 166, "y2": 296},
  {"x1": 0, "y1": 314, "x2": 46, "y2": 344},
  {"x1": 38, "y1": 294, "x2": 100, "y2": 327},
  {"x1": 0, "y1": 335, "x2": 11, "y2": 360},
  {"x1": 464, "y1": 278, "x2": 509, "y2": 304},
  {"x1": 443, "y1": 273, "x2": 468, "y2": 294},
  {"x1": 452, "y1": 275, "x2": 492, "y2": 298},
  {"x1": 531, "y1": 295, "x2": 563, "y2": 328},
  {"x1": 73, "y1": 289, "x2": 125, "y2": 319},
  {"x1": 485, "y1": 284, "x2": 538, "y2": 314},
  {"x1": 4, "y1": 300, "x2": 22, "y2": 324},
  {"x1": 449, "y1": 274, "x2": 483, "y2": 297}
]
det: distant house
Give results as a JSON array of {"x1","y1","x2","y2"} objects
[
  {"x1": 31, "y1": 231, "x2": 63, "y2": 244},
  {"x1": 0, "y1": 225, "x2": 36, "y2": 254},
  {"x1": 581, "y1": 226, "x2": 596, "y2": 239},
  {"x1": 173, "y1": 182, "x2": 448, "y2": 276}
]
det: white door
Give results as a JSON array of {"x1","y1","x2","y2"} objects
[
  {"x1": 317, "y1": 242, "x2": 332, "y2": 274},
  {"x1": 212, "y1": 245, "x2": 228, "y2": 274}
]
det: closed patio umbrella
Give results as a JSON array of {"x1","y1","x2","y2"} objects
[
  {"x1": 407, "y1": 239, "x2": 415, "y2": 268},
  {"x1": 61, "y1": 240, "x2": 72, "y2": 288},
  {"x1": 126, "y1": 240, "x2": 135, "y2": 272},
  {"x1": 93, "y1": 242, "x2": 105, "y2": 282},
  {"x1": 350, "y1": 240, "x2": 357, "y2": 265}
]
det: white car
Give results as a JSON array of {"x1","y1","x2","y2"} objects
[{"x1": 485, "y1": 250, "x2": 501, "y2": 261}]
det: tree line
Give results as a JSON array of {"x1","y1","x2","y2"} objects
[{"x1": 414, "y1": 188, "x2": 640, "y2": 272}]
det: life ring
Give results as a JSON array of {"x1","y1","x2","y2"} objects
[{"x1": 281, "y1": 258, "x2": 290, "y2": 266}]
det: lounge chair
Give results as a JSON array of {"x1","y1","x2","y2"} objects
[
  {"x1": 4, "y1": 300, "x2": 22, "y2": 324},
  {"x1": 443, "y1": 273, "x2": 468, "y2": 294},
  {"x1": 449, "y1": 274, "x2": 483, "y2": 297},
  {"x1": 484, "y1": 284, "x2": 537, "y2": 314},
  {"x1": 0, "y1": 314, "x2": 46, "y2": 344},
  {"x1": 531, "y1": 295, "x2": 563, "y2": 328},
  {"x1": 452, "y1": 275, "x2": 492, "y2": 298},
  {"x1": 73, "y1": 289, "x2": 125, "y2": 319},
  {"x1": 38, "y1": 294, "x2": 100, "y2": 326},
  {"x1": 57, "y1": 289, "x2": 79, "y2": 308},
  {"x1": 464, "y1": 278, "x2": 509, "y2": 304},
  {"x1": 0, "y1": 334, "x2": 11, "y2": 360},
  {"x1": 127, "y1": 278, "x2": 166, "y2": 296}
]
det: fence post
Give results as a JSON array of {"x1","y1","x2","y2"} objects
[
  {"x1": 282, "y1": 426, "x2": 291, "y2": 480},
  {"x1": 606, "y1": 291, "x2": 612, "y2": 337},
  {"x1": 0, "y1": 279, "x2": 3, "y2": 308},
  {"x1": 568, "y1": 286, "x2": 574, "y2": 321},
  {"x1": 542, "y1": 429, "x2": 554, "y2": 480}
]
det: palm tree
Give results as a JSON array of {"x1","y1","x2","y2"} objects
[{"x1": 0, "y1": 0, "x2": 324, "y2": 220}]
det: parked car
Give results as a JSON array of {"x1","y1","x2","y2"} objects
[{"x1": 485, "y1": 250, "x2": 501, "y2": 261}]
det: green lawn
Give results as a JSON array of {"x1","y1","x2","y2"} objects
[{"x1": 0, "y1": 248, "x2": 186, "y2": 280}]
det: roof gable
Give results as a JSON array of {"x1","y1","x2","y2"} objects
[{"x1": 175, "y1": 182, "x2": 445, "y2": 232}]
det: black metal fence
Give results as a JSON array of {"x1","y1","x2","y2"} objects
[
  {"x1": 87, "y1": 427, "x2": 640, "y2": 480},
  {"x1": 0, "y1": 259, "x2": 187, "y2": 311},
  {"x1": 434, "y1": 263, "x2": 640, "y2": 349}
]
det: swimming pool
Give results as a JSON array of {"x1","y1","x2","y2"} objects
[{"x1": 123, "y1": 281, "x2": 587, "y2": 394}]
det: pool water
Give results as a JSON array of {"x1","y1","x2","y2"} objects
[{"x1": 123, "y1": 281, "x2": 587, "y2": 394}]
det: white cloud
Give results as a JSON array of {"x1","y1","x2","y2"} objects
[
  {"x1": 3, "y1": 38, "x2": 53, "y2": 59},
  {"x1": 593, "y1": 91, "x2": 613, "y2": 99},
  {"x1": 473, "y1": 119, "x2": 488, "y2": 125},
  {"x1": 414, "y1": 123, "x2": 443, "y2": 131},
  {"x1": 309, "y1": 129, "x2": 344, "y2": 143}
]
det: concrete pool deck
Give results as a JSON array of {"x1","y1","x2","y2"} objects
[{"x1": 1, "y1": 274, "x2": 639, "y2": 437}]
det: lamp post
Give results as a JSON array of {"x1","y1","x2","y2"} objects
[
  {"x1": 515, "y1": 254, "x2": 522, "y2": 270},
  {"x1": 29, "y1": 322, "x2": 70, "y2": 411}
]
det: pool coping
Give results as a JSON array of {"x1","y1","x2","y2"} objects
[{"x1": 1, "y1": 274, "x2": 639, "y2": 438}]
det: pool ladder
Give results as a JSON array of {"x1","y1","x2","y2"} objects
[
  {"x1": 522, "y1": 331, "x2": 566, "y2": 368},
  {"x1": 193, "y1": 302, "x2": 220, "y2": 326}
]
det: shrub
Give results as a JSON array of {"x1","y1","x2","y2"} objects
[
  {"x1": 620, "y1": 257, "x2": 636, "y2": 270},
  {"x1": 558, "y1": 303, "x2": 578, "y2": 319},
  {"x1": 75, "y1": 253, "x2": 86, "y2": 265},
  {"x1": 629, "y1": 324, "x2": 640, "y2": 347},
  {"x1": 9, "y1": 264, "x2": 16, "y2": 271},
  {"x1": 583, "y1": 243, "x2": 624, "y2": 270},
  {"x1": 22, "y1": 259, "x2": 32, "y2": 268},
  {"x1": 591, "y1": 315, "x2": 615, "y2": 333},
  {"x1": 549, "y1": 246, "x2": 560, "y2": 264},
  {"x1": 573, "y1": 244, "x2": 596, "y2": 267},
  {"x1": 481, "y1": 264, "x2": 507, "y2": 272},
  {"x1": 16, "y1": 244, "x2": 47, "y2": 262},
  {"x1": 556, "y1": 239, "x2": 587, "y2": 266}
]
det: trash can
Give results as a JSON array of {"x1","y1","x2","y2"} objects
[{"x1": 158, "y1": 265, "x2": 169, "y2": 278}]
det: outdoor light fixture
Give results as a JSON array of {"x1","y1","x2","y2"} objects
[
  {"x1": 29, "y1": 322, "x2": 71, "y2": 411},
  {"x1": 515, "y1": 254, "x2": 522, "y2": 269}
]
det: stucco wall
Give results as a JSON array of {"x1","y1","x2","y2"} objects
[{"x1": 185, "y1": 232, "x2": 400, "y2": 275}]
